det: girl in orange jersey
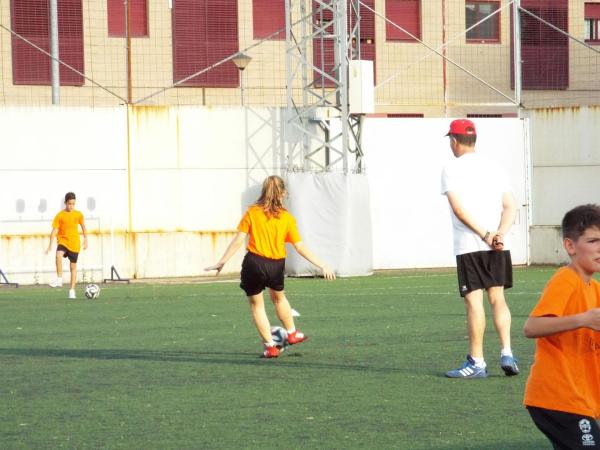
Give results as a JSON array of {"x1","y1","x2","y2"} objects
[
  {"x1": 205, "y1": 175, "x2": 335, "y2": 358},
  {"x1": 46, "y1": 192, "x2": 88, "y2": 299}
]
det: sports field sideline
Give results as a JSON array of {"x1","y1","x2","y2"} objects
[{"x1": 0, "y1": 267, "x2": 571, "y2": 449}]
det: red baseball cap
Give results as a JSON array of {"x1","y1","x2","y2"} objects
[{"x1": 446, "y1": 119, "x2": 476, "y2": 136}]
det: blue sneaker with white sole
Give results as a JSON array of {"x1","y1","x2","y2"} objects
[
  {"x1": 445, "y1": 355, "x2": 488, "y2": 378},
  {"x1": 500, "y1": 354, "x2": 520, "y2": 376}
]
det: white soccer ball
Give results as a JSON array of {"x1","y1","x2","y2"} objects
[
  {"x1": 84, "y1": 283, "x2": 100, "y2": 299},
  {"x1": 270, "y1": 326, "x2": 289, "y2": 350}
]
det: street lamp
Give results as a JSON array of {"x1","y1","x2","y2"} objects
[{"x1": 232, "y1": 52, "x2": 252, "y2": 106}]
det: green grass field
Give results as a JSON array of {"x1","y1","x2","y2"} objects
[{"x1": 0, "y1": 267, "x2": 561, "y2": 449}]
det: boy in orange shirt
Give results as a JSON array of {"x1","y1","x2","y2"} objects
[
  {"x1": 46, "y1": 192, "x2": 88, "y2": 299},
  {"x1": 524, "y1": 204, "x2": 600, "y2": 448},
  {"x1": 205, "y1": 176, "x2": 335, "y2": 358}
]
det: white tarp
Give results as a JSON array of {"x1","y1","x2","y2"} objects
[{"x1": 285, "y1": 172, "x2": 373, "y2": 277}]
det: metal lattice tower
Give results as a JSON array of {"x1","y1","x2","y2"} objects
[{"x1": 285, "y1": 0, "x2": 364, "y2": 173}]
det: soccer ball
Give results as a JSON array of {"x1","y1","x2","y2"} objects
[
  {"x1": 84, "y1": 283, "x2": 100, "y2": 299},
  {"x1": 270, "y1": 326, "x2": 289, "y2": 350}
]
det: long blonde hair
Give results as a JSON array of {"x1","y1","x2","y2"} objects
[{"x1": 255, "y1": 176, "x2": 287, "y2": 218}]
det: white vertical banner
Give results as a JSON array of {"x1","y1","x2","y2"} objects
[{"x1": 285, "y1": 172, "x2": 373, "y2": 277}]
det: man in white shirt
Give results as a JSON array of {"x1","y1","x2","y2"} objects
[{"x1": 441, "y1": 119, "x2": 519, "y2": 379}]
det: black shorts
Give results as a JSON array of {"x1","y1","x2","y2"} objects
[
  {"x1": 528, "y1": 406, "x2": 600, "y2": 449},
  {"x1": 56, "y1": 244, "x2": 79, "y2": 263},
  {"x1": 456, "y1": 250, "x2": 512, "y2": 297},
  {"x1": 240, "y1": 252, "x2": 285, "y2": 296}
]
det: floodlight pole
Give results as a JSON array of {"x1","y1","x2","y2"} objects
[
  {"x1": 513, "y1": 0, "x2": 522, "y2": 117},
  {"x1": 49, "y1": 0, "x2": 60, "y2": 104}
]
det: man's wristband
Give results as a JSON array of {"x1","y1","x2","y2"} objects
[{"x1": 482, "y1": 231, "x2": 490, "y2": 242}]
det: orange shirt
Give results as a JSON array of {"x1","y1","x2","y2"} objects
[
  {"x1": 52, "y1": 210, "x2": 84, "y2": 253},
  {"x1": 237, "y1": 205, "x2": 301, "y2": 260},
  {"x1": 523, "y1": 267, "x2": 600, "y2": 418}
]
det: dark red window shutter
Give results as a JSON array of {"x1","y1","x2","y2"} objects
[
  {"x1": 313, "y1": 0, "x2": 376, "y2": 87},
  {"x1": 586, "y1": 3, "x2": 600, "y2": 17},
  {"x1": 172, "y1": 0, "x2": 239, "y2": 87},
  {"x1": 11, "y1": 0, "x2": 83, "y2": 86},
  {"x1": 253, "y1": 0, "x2": 285, "y2": 40},
  {"x1": 386, "y1": 0, "x2": 421, "y2": 41},
  {"x1": 58, "y1": 0, "x2": 84, "y2": 85},
  {"x1": 107, "y1": 0, "x2": 148, "y2": 37},
  {"x1": 511, "y1": 0, "x2": 568, "y2": 90}
]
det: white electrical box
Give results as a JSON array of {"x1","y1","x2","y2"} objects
[{"x1": 348, "y1": 60, "x2": 375, "y2": 114}]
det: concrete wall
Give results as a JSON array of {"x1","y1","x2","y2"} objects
[
  {"x1": 526, "y1": 106, "x2": 600, "y2": 264},
  {"x1": 0, "y1": 105, "x2": 282, "y2": 284},
  {"x1": 0, "y1": 107, "x2": 532, "y2": 284}
]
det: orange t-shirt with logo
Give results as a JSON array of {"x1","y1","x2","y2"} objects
[
  {"x1": 523, "y1": 266, "x2": 600, "y2": 418},
  {"x1": 52, "y1": 210, "x2": 84, "y2": 253},
  {"x1": 237, "y1": 205, "x2": 301, "y2": 260}
]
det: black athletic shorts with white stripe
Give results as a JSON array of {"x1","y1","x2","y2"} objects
[
  {"x1": 528, "y1": 406, "x2": 600, "y2": 449},
  {"x1": 240, "y1": 252, "x2": 285, "y2": 296},
  {"x1": 455, "y1": 250, "x2": 512, "y2": 297}
]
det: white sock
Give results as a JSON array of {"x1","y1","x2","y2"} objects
[
  {"x1": 471, "y1": 356, "x2": 486, "y2": 368},
  {"x1": 265, "y1": 341, "x2": 276, "y2": 347},
  {"x1": 286, "y1": 328, "x2": 296, "y2": 334},
  {"x1": 501, "y1": 348, "x2": 513, "y2": 357}
]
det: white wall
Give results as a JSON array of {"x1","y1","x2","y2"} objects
[
  {"x1": 364, "y1": 118, "x2": 529, "y2": 268},
  {"x1": 526, "y1": 106, "x2": 600, "y2": 264},
  {"x1": 0, "y1": 106, "x2": 283, "y2": 284},
  {"x1": 0, "y1": 107, "x2": 530, "y2": 284}
]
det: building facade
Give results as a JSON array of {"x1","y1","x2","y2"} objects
[{"x1": 0, "y1": 0, "x2": 599, "y2": 115}]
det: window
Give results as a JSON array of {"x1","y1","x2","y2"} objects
[
  {"x1": 585, "y1": 3, "x2": 600, "y2": 43},
  {"x1": 466, "y1": 1, "x2": 500, "y2": 42},
  {"x1": 172, "y1": 0, "x2": 239, "y2": 87},
  {"x1": 107, "y1": 0, "x2": 148, "y2": 37},
  {"x1": 253, "y1": 0, "x2": 285, "y2": 40},
  {"x1": 313, "y1": 0, "x2": 376, "y2": 87},
  {"x1": 386, "y1": 0, "x2": 420, "y2": 41},
  {"x1": 11, "y1": 0, "x2": 84, "y2": 86},
  {"x1": 511, "y1": 0, "x2": 568, "y2": 90},
  {"x1": 387, "y1": 113, "x2": 424, "y2": 118}
]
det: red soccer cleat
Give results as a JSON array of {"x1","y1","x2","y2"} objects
[
  {"x1": 287, "y1": 330, "x2": 308, "y2": 345},
  {"x1": 262, "y1": 345, "x2": 280, "y2": 358}
]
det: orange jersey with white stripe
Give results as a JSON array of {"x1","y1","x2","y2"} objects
[
  {"x1": 237, "y1": 205, "x2": 301, "y2": 259},
  {"x1": 52, "y1": 210, "x2": 84, "y2": 253}
]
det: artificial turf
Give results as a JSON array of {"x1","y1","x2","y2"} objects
[{"x1": 0, "y1": 267, "x2": 561, "y2": 449}]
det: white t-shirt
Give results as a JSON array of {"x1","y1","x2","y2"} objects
[{"x1": 441, "y1": 152, "x2": 512, "y2": 256}]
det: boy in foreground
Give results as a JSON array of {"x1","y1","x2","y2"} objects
[{"x1": 524, "y1": 204, "x2": 600, "y2": 448}]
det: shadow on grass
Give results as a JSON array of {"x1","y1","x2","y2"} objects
[
  {"x1": 0, "y1": 347, "x2": 423, "y2": 374},
  {"x1": 435, "y1": 442, "x2": 547, "y2": 450}
]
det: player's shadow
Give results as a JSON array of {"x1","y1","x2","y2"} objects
[{"x1": 0, "y1": 347, "x2": 415, "y2": 374}]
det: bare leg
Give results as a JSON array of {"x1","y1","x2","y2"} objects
[
  {"x1": 464, "y1": 289, "x2": 486, "y2": 359},
  {"x1": 269, "y1": 289, "x2": 294, "y2": 331},
  {"x1": 248, "y1": 293, "x2": 272, "y2": 343},
  {"x1": 55, "y1": 251, "x2": 64, "y2": 278},
  {"x1": 487, "y1": 286, "x2": 512, "y2": 350},
  {"x1": 69, "y1": 262, "x2": 77, "y2": 290}
]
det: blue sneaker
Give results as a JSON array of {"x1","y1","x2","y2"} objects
[
  {"x1": 445, "y1": 355, "x2": 488, "y2": 378},
  {"x1": 500, "y1": 354, "x2": 520, "y2": 376}
]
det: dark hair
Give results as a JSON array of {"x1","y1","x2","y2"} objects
[
  {"x1": 562, "y1": 204, "x2": 600, "y2": 241},
  {"x1": 449, "y1": 133, "x2": 477, "y2": 146},
  {"x1": 65, "y1": 192, "x2": 76, "y2": 202}
]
